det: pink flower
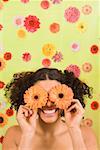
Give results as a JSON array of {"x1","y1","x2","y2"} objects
[
  {"x1": 51, "y1": 0, "x2": 62, "y2": 4},
  {"x1": 24, "y1": 15, "x2": 40, "y2": 32},
  {"x1": 82, "y1": 5, "x2": 92, "y2": 15},
  {"x1": 64, "y1": 7, "x2": 80, "y2": 23},
  {"x1": 22, "y1": 52, "x2": 31, "y2": 62},
  {"x1": 14, "y1": 16, "x2": 24, "y2": 27},
  {"x1": 52, "y1": 51, "x2": 63, "y2": 62},
  {"x1": 71, "y1": 42, "x2": 80, "y2": 52},
  {"x1": 66, "y1": 64, "x2": 80, "y2": 78},
  {"x1": 20, "y1": 0, "x2": 29, "y2": 3}
]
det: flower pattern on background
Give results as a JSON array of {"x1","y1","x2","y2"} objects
[
  {"x1": 4, "y1": 52, "x2": 12, "y2": 61},
  {"x1": 49, "y1": 84, "x2": 74, "y2": 109},
  {"x1": 20, "y1": 0, "x2": 30, "y2": 3},
  {"x1": 0, "y1": 58, "x2": 6, "y2": 71},
  {"x1": 64, "y1": 7, "x2": 80, "y2": 23},
  {"x1": 24, "y1": 15, "x2": 40, "y2": 32},
  {"x1": 83, "y1": 118, "x2": 93, "y2": 127},
  {"x1": 0, "y1": 81, "x2": 5, "y2": 89},
  {"x1": 2, "y1": 0, "x2": 9, "y2": 2},
  {"x1": 51, "y1": 0, "x2": 62, "y2": 4},
  {"x1": 40, "y1": 0, "x2": 50, "y2": 9},
  {"x1": 6, "y1": 108, "x2": 14, "y2": 117},
  {"x1": 0, "y1": 101, "x2": 6, "y2": 109},
  {"x1": 0, "y1": 113, "x2": 8, "y2": 127},
  {"x1": 50, "y1": 23, "x2": 60, "y2": 33},
  {"x1": 82, "y1": 62, "x2": 92, "y2": 72},
  {"x1": 0, "y1": 24, "x2": 3, "y2": 31},
  {"x1": 77, "y1": 22, "x2": 87, "y2": 33},
  {"x1": 42, "y1": 43, "x2": 56, "y2": 57},
  {"x1": 17, "y1": 29, "x2": 26, "y2": 38},
  {"x1": 71, "y1": 42, "x2": 80, "y2": 52},
  {"x1": 82, "y1": 5, "x2": 92, "y2": 15},
  {"x1": 90, "y1": 45, "x2": 99, "y2": 54},
  {"x1": 22, "y1": 52, "x2": 32, "y2": 62},
  {"x1": 14, "y1": 16, "x2": 24, "y2": 27},
  {"x1": 52, "y1": 51, "x2": 63, "y2": 62},
  {"x1": 91, "y1": 101, "x2": 99, "y2": 110},
  {"x1": 42, "y1": 58, "x2": 51, "y2": 67},
  {"x1": 24, "y1": 85, "x2": 48, "y2": 109},
  {"x1": 66, "y1": 64, "x2": 80, "y2": 78}
]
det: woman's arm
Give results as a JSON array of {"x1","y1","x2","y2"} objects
[
  {"x1": 68, "y1": 126, "x2": 87, "y2": 150},
  {"x1": 64, "y1": 99, "x2": 98, "y2": 150}
]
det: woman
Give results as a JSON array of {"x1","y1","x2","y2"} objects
[{"x1": 2, "y1": 68, "x2": 98, "y2": 150}]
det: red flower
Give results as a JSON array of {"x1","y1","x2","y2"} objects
[
  {"x1": 50, "y1": 23, "x2": 60, "y2": 33},
  {"x1": 4, "y1": 52, "x2": 12, "y2": 60},
  {"x1": 0, "y1": 136, "x2": 4, "y2": 144},
  {"x1": 42, "y1": 58, "x2": 51, "y2": 67},
  {"x1": 41, "y1": 0, "x2": 50, "y2": 9},
  {"x1": 24, "y1": 15, "x2": 40, "y2": 32},
  {"x1": 0, "y1": 24, "x2": 3, "y2": 31},
  {"x1": 6, "y1": 108, "x2": 14, "y2": 117},
  {"x1": 22, "y1": 52, "x2": 31, "y2": 62},
  {"x1": 90, "y1": 45, "x2": 99, "y2": 54},
  {"x1": 91, "y1": 101, "x2": 99, "y2": 110},
  {"x1": 0, "y1": 81, "x2": 5, "y2": 89},
  {"x1": 2, "y1": 0, "x2": 9, "y2": 2}
]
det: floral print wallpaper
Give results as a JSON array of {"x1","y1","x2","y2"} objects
[{"x1": 0, "y1": 0, "x2": 99, "y2": 148}]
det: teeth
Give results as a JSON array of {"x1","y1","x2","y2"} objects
[{"x1": 43, "y1": 109, "x2": 56, "y2": 114}]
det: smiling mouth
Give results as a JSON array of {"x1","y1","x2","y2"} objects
[{"x1": 40, "y1": 106, "x2": 58, "y2": 114}]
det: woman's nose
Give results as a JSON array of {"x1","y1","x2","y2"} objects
[{"x1": 46, "y1": 100, "x2": 52, "y2": 107}]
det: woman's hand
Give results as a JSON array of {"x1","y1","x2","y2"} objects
[
  {"x1": 16, "y1": 105, "x2": 38, "y2": 134},
  {"x1": 64, "y1": 99, "x2": 85, "y2": 128}
]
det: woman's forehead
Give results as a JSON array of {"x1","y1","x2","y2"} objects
[{"x1": 36, "y1": 80, "x2": 61, "y2": 91}]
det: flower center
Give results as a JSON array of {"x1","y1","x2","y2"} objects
[
  {"x1": 29, "y1": 20, "x2": 34, "y2": 26},
  {"x1": 58, "y1": 93, "x2": 64, "y2": 98},
  {"x1": 34, "y1": 95, "x2": 39, "y2": 100},
  {"x1": 0, "y1": 117, "x2": 4, "y2": 123}
]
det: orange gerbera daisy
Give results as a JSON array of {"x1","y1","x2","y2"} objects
[
  {"x1": 49, "y1": 84, "x2": 74, "y2": 109},
  {"x1": 0, "y1": 113, "x2": 8, "y2": 128},
  {"x1": 24, "y1": 85, "x2": 48, "y2": 110}
]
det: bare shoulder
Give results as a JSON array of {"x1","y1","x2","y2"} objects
[
  {"x1": 4, "y1": 125, "x2": 21, "y2": 137},
  {"x1": 2, "y1": 125, "x2": 21, "y2": 150},
  {"x1": 80, "y1": 125, "x2": 99, "y2": 150}
]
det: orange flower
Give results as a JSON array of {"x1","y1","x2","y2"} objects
[
  {"x1": 24, "y1": 85, "x2": 48, "y2": 110},
  {"x1": 0, "y1": 113, "x2": 8, "y2": 127},
  {"x1": 49, "y1": 84, "x2": 74, "y2": 109}
]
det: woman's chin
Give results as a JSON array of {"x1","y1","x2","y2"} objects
[{"x1": 39, "y1": 108, "x2": 59, "y2": 124}]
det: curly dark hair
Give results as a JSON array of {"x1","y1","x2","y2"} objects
[{"x1": 4, "y1": 68, "x2": 92, "y2": 111}]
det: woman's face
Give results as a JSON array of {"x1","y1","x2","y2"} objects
[{"x1": 36, "y1": 80, "x2": 61, "y2": 124}]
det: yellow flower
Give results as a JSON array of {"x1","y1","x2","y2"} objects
[
  {"x1": 42, "y1": 43, "x2": 55, "y2": 57},
  {"x1": 0, "y1": 58, "x2": 6, "y2": 71},
  {"x1": 17, "y1": 29, "x2": 26, "y2": 38},
  {"x1": 24, "y1": 85, "x2": 48, "y2": 110},
  {"x1": 49, "y1": 84, "x2": 74, "y2": 109},
  {"x1": 0, "y1": 113, "x2": 8, "y2": 127},
  {"x1": 77, "y1": 22, "x2": 87, "y2": 33}
]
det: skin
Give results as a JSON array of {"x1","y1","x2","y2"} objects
[{"x1": 2, "y1": 80, "x2": 98, "y2": 150}]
